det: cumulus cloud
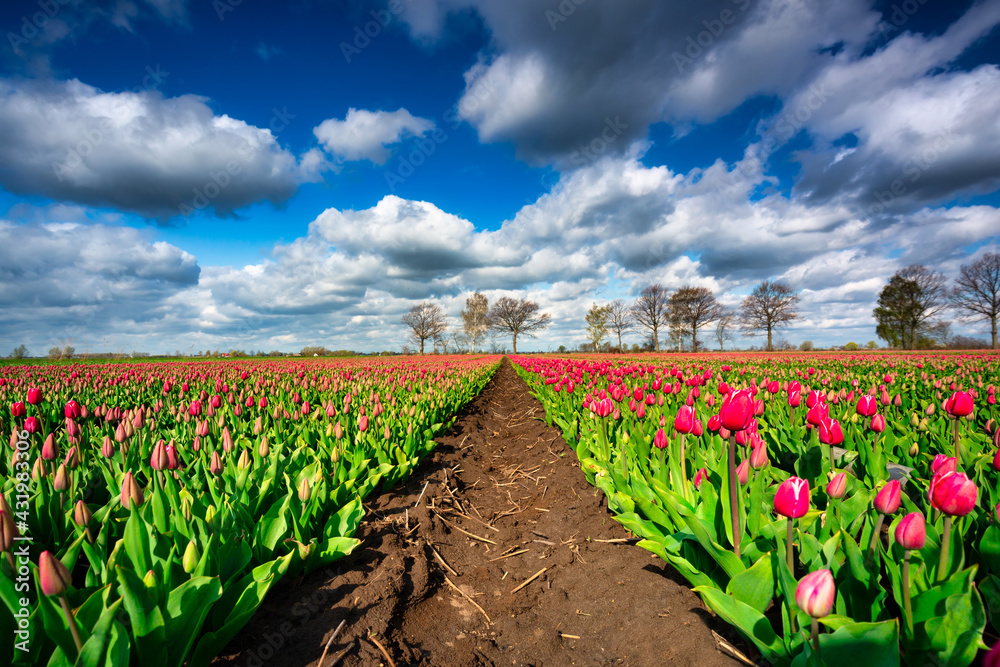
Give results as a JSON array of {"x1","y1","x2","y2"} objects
[
  {"x1": 313, "y1": 108, "x2": 435, "y2": 165},
  {"x1": 0, "y1": 78, "x2": 305, "y2": 220}
]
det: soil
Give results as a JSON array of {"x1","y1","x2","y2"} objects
[{"x1": 213, "y1": 359, "x2": 743, "y2": 666}]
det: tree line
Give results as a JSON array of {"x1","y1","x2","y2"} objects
[
  {"x1": 874, "y1": 253, "x2": 999, "y2": 350},
  {"x1": 401, "y1": 279, "x2": 803, "y2": 354}
]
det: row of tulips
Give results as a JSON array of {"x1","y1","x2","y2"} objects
[
  {"x1": 512, "y1": 352, "x2": 999, "y2": 666},
  {"x1": 0, "y1": 356, "x2": 498, "y2": 665}
]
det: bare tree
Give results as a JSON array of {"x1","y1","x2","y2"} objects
[
  {"x1": 607, "y1": 299, "x2": 633, "y2": 352},
  {"x1": 874, "y1": 264, "x2": 947, "y2": 349},
  {"x1": 631, "y1": 284, "x2": 670, "y2": 352},
  {"x1": 669, "y1": 286, "x2": 723, "y2": 352},
  {"x1": 585, "y1": 303, "x2": 611, "y2": 351},
  {"x1": 401, "y1": 302, "x2": 448, "y2": 354},
  {"x1": 739, "y1": 280, "x2": 801, "y2": 351},
  {"x1": 951, "y1": 252, "x2": 1000, "y2": 349},
  {"x1": 715, "y1": 308, "x2": 737, "y2": 351},
  {"x1": 488, "y1": 296, "x2": 551, "y2": 354},
  {"x1": 460, "y1": 292, "x2": 490, "y2": 353}
]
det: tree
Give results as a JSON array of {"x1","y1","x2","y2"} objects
[
  {"x1": 799, "y1": 340, "x2": 814, "y2": 351},
  {"x1": 715, "y1": 308, "x2": 737, "y2": 351},
  {"x1": 865, "y1": 341, "x2": 878, "y2": 349},
  {"x1": 48, "y1": 347, "x2": 63, "y2": 359},
  {"x1": 739, "y1": 280, "x2": 801, "y2": 351},
  {"x1": 585, "y1": 303, "x2": 611, "y2": 352},
  {"x1": 9, "y1": 345, "x2": 28, "y2": 359},
  {"x1": 873, "y1": 265, "x2": 947, "y2": 349},
  {"x1": 607, "y1": 299, "x2": 633, "y2": 353},
  {"x1": 631, "y1": 284, "x2": 670, "y2": 352},
  {"x1": 488, "y1": 296, "x2": 551, "y2": 354},
  {"x1": 844, "y1": 342, "x2": 860, "y2": 351},
  {"x1": 669, "y1": 286, "x2": 723, "y2": 352},
  {"x1": 401, "y1": 302, "x2": 448, "y2": 354},
  {"x1": 460, "y1": 292, "x2": 490, "y2": 353},
  {"x1": 951, "y1": 252, "x2": 1000, "y2": 349},
  {"x1": 63, "y1": 346, "x2": 75, "y2": 359}
]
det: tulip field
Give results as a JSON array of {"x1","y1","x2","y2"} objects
[
  {"x1": 0, "y1": 356, "x2": 498, "y2": 665},
  {"x1": 513, "y1": 352, "x2": 1000, "y2": 666}
]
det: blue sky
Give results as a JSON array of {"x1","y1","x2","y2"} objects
[{"x1": 1, "y1": 0, "x2": 999, "y2": 355}]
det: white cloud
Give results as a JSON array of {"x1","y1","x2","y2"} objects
[
  {"x1": 0, "y1": 78, "x2": 306, "y2": 220},
  {"x1": 313, "y1": 108, "x2": 435, "y2": 165}
]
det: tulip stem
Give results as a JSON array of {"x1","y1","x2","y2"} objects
[
  {"x1": 952, "y1": 419, "x2": 961, "y2": 465},
  {"x1": 902, "y1": 550, "x2": 914, "y2": 636},
  {"x1": 938, "y1": 516, "x2": 952, "y2": 583},
  {"x1": 869, "y1": 513, "x2": 885, "y2": 557},
  {"x1": 678, "y1": 433, "x2": 688, "y2": 502},
  {"x1": 59, "y1": 595, "x2": 84, "y2": 654},
  {"x1": 810, "y1": 617, "x2": 821, "y2": 665},
  {"x1": 729, "y1": 435, "x2": 741, "y2": 560},
  {"x1": 786, "y1": 519, "x2": 795, "y2": 573}
]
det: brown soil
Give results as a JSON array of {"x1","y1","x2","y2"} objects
[{"x1": 213, "y1": 359, "x2": 742, "y2": 666}]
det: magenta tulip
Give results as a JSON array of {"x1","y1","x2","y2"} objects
[
  {"x1": 944, "y1": 391, "x2": 973, "y2": 418},
  {"x1": 856, "y1": 395, "x2": 877, "y2": 417},
  {"x1": 874, "y1": 479, "x2": 901, "y2": 515},
  {"x1": 826, "y1": 472, "x2": 847, "y2": 499},
  {"x1": 796, "y1": 569, "x2": 835, "y2": 618},
  {"x1": 774, "y1": 477, "x2": 810, "y2": 519},
  {"x1": 719, "y1": 389, "x2": 754, "y2": 432},
  {"x1": 26, "y1": 388, "x2": 42, "y2": 405},
  {"x1": 895, "y1": 512, "x2": 926, "y2": 550},
  {"x1": 674, "y1": 405, "x2": 696, "y2": 434},
  {"x1": 39, "y1": 551, "x2": 72, "y2": 596},
  {"x1": 930, "y1": 471, "x2": 978, "y2": 516}
]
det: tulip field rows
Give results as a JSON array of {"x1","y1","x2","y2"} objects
[
  {"x1": 512, "y1": 352, "x2": 999, "y2": 667},
  {"x1": 0, "y1": 356, "x2": 498, "y2": 666}
]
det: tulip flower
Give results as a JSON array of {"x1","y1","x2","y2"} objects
[
  {"x1": 806, "y1": 390, "x2": 824, "y2": 408},
  {"x1": 869, "y1": 413, "x2": 886, "y2": 433},
  {"x1": 806, "y1": 403, "x2": 828, "y2": 427},
  {"x1": 930, "y1": 471, "x2": 978, "y2": 582},
  {"x1": 749, "y1": 441, "x2": 768, "y2": 469},
  {"x1": 719, "y1": 390, "x2": 755, "y2": 432},
  {"x1": 52, "y1": 464, "x2": 70, "y2": 492},
  {"x1": 944, "y1": 391, "x2": 974, "y2": 418},
  {"x1": 0, "y1": 510, "x2": 18, "y2": 569},
  {"x1": 856, "y1": 395, "x2": 877, "y2": 417},
  {"x1": 166, "y1": 444, "x2": 179, "y2": 470},
  {"x1": 41, "y1": 433, "x2": 58, "y2": 461},
  {"x1": 121, "y1": 471, "x2": 144, "y2": 509},
  {"x1": 10, "y1": 401, "x2": 26, "y2": 418},
  {"x1": 993, "y1": 448, "x2": 1000, "y2": 472},
  {"x1": 183, "y1": 540, "x2": 201, "y2": 574},
  {"x1": 895, "y1": 512, "x2": 926, "y2": 634},
  {"x1": 775, "y1": 477, "x2": 810, "y2": 572},
  {"x1": 826, "y1": 472, "x2": 847, "y2": 500},
  {"x1": 40, "y1": 550, "x2": 83, "y2": 651},
  {"x1": 23, "y1": 417, "x2": 40, "y2": 434},
  {"x1": 64, "y1": 400, "x2": 81, "y2": 419},
  {"x1": 735, "y1": 459, "x2": 749, "y2": 485},
  {"x1": 26, "y1": 388, "x2": 42, "y2": 405},
  {"x1": 674, "y1": 405, "x2": 695, "y2": 434},
  {"x1": 796, "y1": 569, "x2": 835, "y2": 659},
  {"x1": 818, "y1": 417, "x2": 844, "y2": 446},
  {"x1": 209, "y1": 451, "x2": 223, "y2": 476},
  {"x1": 693, "y1": 468, "x2": 708, "y2": 489},
  {"x1": 932, "y1": 455, "x2": 957, "y2": 476},
  {"x1": 869, "y1": 479, "x2": 901, "y2": 556}
]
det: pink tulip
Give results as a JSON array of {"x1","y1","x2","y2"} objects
[
  {"x1": 944, "y1": 391, "x2": 973, "y2": 418},
  {"x1": 736, "y1": 459, "x2": 750, "y2": 485},
  {"x1": 895, "y1": 512, "x2": 926, "y2": 550},
  {"x1": 653, "y1": 428, "x2": 669, "y2": 450},
  {"x1": 827, "y1": 472, "x2": 847, "y2": 499},
  {"x1": 930, "y1": 472, "x2": 978, "y2": 516},
  {"x1": 674, "y1": 405, "x2": 696, "y2": 434},
  {"x1": 10, "y1": 401, "x2": 26, "y2": 418},
  {"x1": 749, "y1": 442, "x2": 768, "y2": 469},
  {"x1": 121, "y1": 472, "x2": 144, "y2": 509},
  {"x1": 870, "y1": 414, "x2": 886, "y2": 433},
  {"x1": 796, "y1": 569, "x2": 835, "y2": 618},
  {"x1": 693, "y1": 468, "x2": 708, "y2": 489},
  {"x1": 23, "y1": 417, "x2": 40, "y2": 434},
  {"x1": 932, "y1": 455, "x2": 957, "y2": 476},
  {"x1": 150, "y1": 440, "x2": 168, "y2": 471},
  {"x1": 774, "y1": 477, "x2": 810, "y2": 519},
  {"x1": 856, "y1": 395, "x2": 878, "y2": 417},
  {"x1": 873, "y1": 479, "x2": 901, "y2": 515},
  {"x1": 26, "y1": 388, "x2": 42, "y2": 405},
  {"x1": 818, "y1": 418, "x2": 844, "y2": 446},
  {"x1": 41, "y1": 434, "x2": 58, "y2": 460},
  {"x1": 719, "y1": 389, "x2": 755, "y2": 432},
  {"x1": 64, "y1": 401, "x2": 81, "y2": 419},
  {"x1": 39, "y1": 551, "x2": 72, "y2": 596}
]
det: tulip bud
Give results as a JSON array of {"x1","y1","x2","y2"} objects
[
  {"x1": 237, "y1": 449, "x2": 251, "y2": 470},
  {"x1": 120, "y1": 471, "x2": 144, "y2": 509},
  {"x1": 0, "y1": 510, "x2": 19, "y2": 551},
  {"x1": 331, "y1": 446, "x2": 340, "y2": 463},
  {"x1": 774, "y1": 477, "x2": 810, "y2": 519},
  {"x1": 873, "y1": 479, "x2": 901, "y2": 515},
  {"x1": 869, "y1": 413, "x2": 886, "y2": 433},
  {"x1": 826, "y1": 472, "x2": 847, "y2": 499},
  {"x1": 39, "y1": 551, "x2": 72, "y2": 596},
  {"x1": 258, "y1": 436, "x2": 270, "y2": 457},
  {"x1": 894, "y1": 512, "x2": 926, "y2": 550},
  {"x1": 166, "y1": 444, "x2": 179, "y2": 470},
  {"x1": 693, "y1": 468, "x2": 708, "y2": 489},
  {"x1": 209, "y1": 451, "x2": 223, "y2": 476},
  {"x1": 182, "y1": 540, "x2": 201, "y2": 574},
  {"x1": 749, "y1": 442, "x2": 768, "y2": 469},
  {"x1": 908, "y1": 442, "x2": 919, "y2": 457},
  {"x1": 52, "y1": 464, "x2": 70, "y2": 492},
  {"x1": 41, "y1": 434, "x2": 58, "y2": 461},
  {"x1": 334, "y1": 421, "x2": 344, "y2": 440},
  {"x1": 181, "y1": 496, "x2": 193, "y2": 522},
  {"x1": 143, "y1": 570, "x2": 157, "y2": 589},
  {"x1": 205, "y1": 504, "x2": 217, "y2": 528},
  {"x1": 101, "y1": 436, "x2": 114, "y2": 458},
  {"x1": 795, "y1": 569, "x2": 835, "y2": 618},
  {"x1": 653, "y1": 428, "x2": 668, "y2": 450},
  {"x1": 150, "y1": 440, "x2": 168, "y2": 471},
  {"x1": 73, "y1": 500, "x2": 92, "y2": 528},
  {"x1": 359, "y1": 415, "x2": 369, "y2": 432},
  {"x1": 736, "y1": 459, "x2": 750, "y2": 485},
  {"x1": 298, "y1": 477, "x2": 311, "y2": 502}
]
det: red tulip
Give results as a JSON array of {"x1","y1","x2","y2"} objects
[
  {"x1": 653, "y1": 428, "x2": 668, "y2": 450},
  {"x1": 806, "y1": 390, "x2": 824, "y2": 408},
  {"x1": 796, "y1": 569, "x2": 835, "y2": 618},
  {"x1": 188, "y1": 400, "x2": 202, "y2": 417},
  {"x1": 874, "y1": 479, "x2": 901, "y2": 515},
  {"x1": 806, "y1": 403, "x2": 828, "y2": 427},
  {"x1": 870, "y1": 413, "x2": 886, "y2": 433},
  {"x1": 944, "y1": 391, "x2": 973, "y2": 418},
  {"x1": 993, "y1": 449, "x2": 1000, "y2": 472},
  {"x1": 39, "y1": 551, "x2": 72, "y2": 596},
  {"x1": 930, "y1": 472, "x2": 978, "y2": 517},
  {"x1": 41, "y1": 434, "x2": 58, "y2": 460},
  {"x1": 818, "y1": 418, "x2": 844, "y2": 446},
  {"x1": 10, "y1": 401, "x2": 26, "y2": 418},
  {"x1": 674, "y1": 405, "x2": 696, "y2": 434},
  {"x1": 787, "y1": 389, "x2": 801, "y2": 407},
  {"x1": 719, "y1": 389, "x2": 754, "y2": 432},
  {"x1": 23, "y1": 417, "x2": 40, "y2": 434},
  {"x1": 26, "y1": 388, "x2": 42, "y2": 405},
  {"x1": 932, "y1": 455, "x2": 957, "y2": 476},
  {"x1": 895, "y1": 512, "x2": 926, "y2": 550},
  {"x1": 856, "y1": 395, "x2": 877, "y2": 417},
  {"x1": 774, "y1": 477, "x2": 810, "y2": 519},
  {"x1": 359, "y1": 415, "x2": 369, "y2": 432},
  {"x1": 64, "y1": 401, "x2": 81, "y2": 419},
  {"x1": 693, "y1": 468, "x2": 708, "y2": 489},
  {"x1": 749, "y1": 442, "x2": 768, "y2": 469}
]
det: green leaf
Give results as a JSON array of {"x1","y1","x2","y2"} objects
[
  {"x1": 922, "y1": 584, "x2": 987, "y2": 667},
  {"x1": 695, "y1": 586, "x2": 788, "y2": 666},
  {"x1": 794, "y1": 619, "x2": 899, "y2": 667},
  {"x1": 727, "y1": 552, "x2": 776, "y2": 613},
  {"x1": 115, "y1": 565, "x2": 167, "y2": 667},
  {"x1": 164, "y1": 577, "x2": 223, "y2": 667}
]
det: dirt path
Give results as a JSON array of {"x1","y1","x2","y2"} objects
[{"x1": 214, "y1": 359, "x2": 741, "y2": 666}]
